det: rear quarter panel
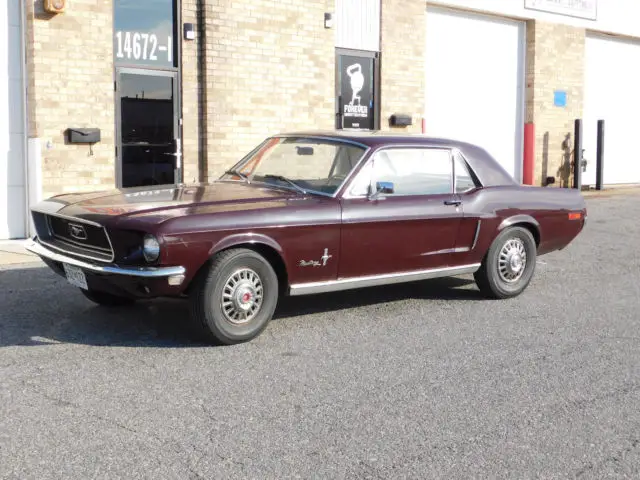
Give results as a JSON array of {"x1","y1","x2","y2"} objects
[{"x1": 452, "y1": 185, "x2": 587, "y2": 265}]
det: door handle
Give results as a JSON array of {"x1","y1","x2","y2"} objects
[{"x1": 444, "y1": 199, "x2": 462, "y2": 206}]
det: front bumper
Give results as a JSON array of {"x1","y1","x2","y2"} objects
[
  {"x1": 25, "y1": 238, "x2": 185, "y2": 278},
  {"x1": 25, "y1": 238, "x2": 187, "y2": 299}
]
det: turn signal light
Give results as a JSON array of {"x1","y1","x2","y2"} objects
[{"x1": 568, "y1": 212, "x2": 582, "y2": 220}]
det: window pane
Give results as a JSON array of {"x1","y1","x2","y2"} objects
[
  {"x1": 371, "y1": 148, "x2": 453, "y2": 195},
  {"x1": 454, "y1": 152, "x2": 477, "y2": 193},
  {"x1": 235, "y1": 138, "x2": 366, "y2": 195},
  {"x1": 114, "y1": 0, "x2": 176, "y2": 68}
]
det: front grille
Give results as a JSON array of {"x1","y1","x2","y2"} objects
[{"x1": 35, "y1": 213, "x2": 115, "y2": 263}]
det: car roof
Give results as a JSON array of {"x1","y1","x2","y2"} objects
[
  {"x1": 274, "y1": 130, "x2": 518, "y2": 187},
  {"x1": 277, "y1": 130, "x2": 469, "y2": 148}
]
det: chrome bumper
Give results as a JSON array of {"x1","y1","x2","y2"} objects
[{"x1": 24, "y1": 238, "x2": 186, "y2": 278}]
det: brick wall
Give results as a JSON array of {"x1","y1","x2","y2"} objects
[
  {"x1": 181, "y1": 0, "x2": 201, "y2": 184},
  {"x1": 380, "y1": 0, "x2": 426, "y2": 133},
  {"x1": 201, "y1": 0, "x2": 336, "y2": 181},
  {"x1": 526, "y1": 21, "x2": 585, "y2": 187},
  {"x1": 25, "y1": 0, "x2": 115, "y2": 198}
]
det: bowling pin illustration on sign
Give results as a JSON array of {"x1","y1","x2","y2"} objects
[{"x1": 346, "y1": 63, "x2": 364, "y2": 106}]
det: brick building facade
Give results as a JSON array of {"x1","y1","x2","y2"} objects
[{"x1": 1, "y1": 0, "x2": 639, "y2": 239}]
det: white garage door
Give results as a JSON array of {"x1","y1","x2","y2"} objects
[
  {"x1": 583, "y1": 33, "x2": 640, "y2": 186},
  {"x1": 1, "y1": 0, "x2": 27, "y2": 239},
  {"x1": 424, "y1": 7, "x2": 525, "y2": 181}
]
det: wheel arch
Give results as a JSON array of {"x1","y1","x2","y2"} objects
[
  {"x1": 498, "y1": 214, "x2": 541, "y2": 247},
  {"x1": 185, "y1": 234, "x2": 289, "y2": 295}
]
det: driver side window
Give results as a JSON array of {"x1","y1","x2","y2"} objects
[{"x1": 349, "y1": 147, "x2": 454, "y2": 196}]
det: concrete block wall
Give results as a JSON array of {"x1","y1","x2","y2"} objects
[
  {"x1": 199, "y1": 0, "x2": 336, "y2": 181},
  {"x1": 20, "y1": 0, "x2": 600, "y2": 196},
  {"x1": 181, "y1": 0, "x2": 202, "y2": 184},
  {"x1": 25, "y1": 0, "x2": 115, "y2": 199},
  {"x1": 380, "y1": 0, "x2": 426, "y2": 133},
  {"x1": 526, "y1": 21, "x2": 585, "y2": 187}
]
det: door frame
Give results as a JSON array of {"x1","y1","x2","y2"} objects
[
  {"x1": 114, "y1": 67, "x2": 182, "y2": 188},
  {"x1": 335, "y1": 47, "x2": 381, "y2": 131}
]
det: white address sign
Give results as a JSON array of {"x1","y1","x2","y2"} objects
[{"x1": 115, "y1": 31, "x2": 173, "y2": 64}]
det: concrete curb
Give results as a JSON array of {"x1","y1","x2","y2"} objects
[
  {"x1": 0, "y1": 240, "x2": 41, "y2": 268},
  {"x1": 582, "y1": 186, "x2": 640, "y2": 198}
]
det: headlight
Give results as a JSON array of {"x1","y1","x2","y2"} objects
[{"x1": 142, "y1": 234, "x2": 160, "y2": 262}]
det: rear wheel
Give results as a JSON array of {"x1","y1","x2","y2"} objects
[
  {"x1": 189, "y1": 248, "x2": 279, "y2": 345},
  {"x1": 80, "y1": 288, "x2": 136, "y2": 307},
  {"x1": 474, "y1": 226, "x2": 537, "y2": 299}
]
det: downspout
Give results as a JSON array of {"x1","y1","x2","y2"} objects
[{"x1": 19, "y1": 0, "x2": 31, "y2": 238}]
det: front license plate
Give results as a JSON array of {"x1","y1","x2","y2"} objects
[{"x1": 63, "y1": 263, "x2": 88, "y2": 290}]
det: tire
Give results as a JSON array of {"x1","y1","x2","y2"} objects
[
  {"x1": 189, "y1": 248, "x2": 279, "y2": 345},
  {"x1": 80, "y1": 288, "x2": 136, "y2": 307},
  {"x1": 474, "y1": 226, "x2": 537, "y2": 299}
]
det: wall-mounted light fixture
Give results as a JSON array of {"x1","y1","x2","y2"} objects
[
  {"x1": 183, "y1": 23, "x2": 195, "y2": 40},
  {"x1": 324, "y1": 12, "x2": 333, "y2": 29},
  {"x1": 44, "y1": 0, "x2": 66, "y2": 14}
]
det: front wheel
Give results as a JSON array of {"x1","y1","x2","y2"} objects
[
  {"x1": 189, "y1": 248, "x2": 279, "y2": 345},
  {"x1": 474, "y1": 226, "x2": 537, "y2": 299}
]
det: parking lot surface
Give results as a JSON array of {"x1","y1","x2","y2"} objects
[{"x1": 1, "y1": 194, "x2": 639, "y2": 479}]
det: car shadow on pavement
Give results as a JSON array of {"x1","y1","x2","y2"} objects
[
  {"x1": 273, "y1": 276, "x2": 482, "y2": 319},
  {"x1": 0, "y1": 266, "x2": 482, "y2": 348}
]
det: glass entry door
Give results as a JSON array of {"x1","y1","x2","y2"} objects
[{"x1": 116, "y1": 69, "x2": 181, "y2": 188}]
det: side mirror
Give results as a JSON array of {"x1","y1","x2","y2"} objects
[
  {"x1": 368, "y1": 181, "x2": 394, "y2": 200},
  {"x1": 376, "y1": 181, "x2": 394, "y2": 194}
]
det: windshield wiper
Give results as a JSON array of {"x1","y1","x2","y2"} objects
[
  {"x1": 263, "y1": 175, "x2": 307, "y2": 194},
  {"x1": 224, "y1": 169, "x2": 249, "y2": 182}
]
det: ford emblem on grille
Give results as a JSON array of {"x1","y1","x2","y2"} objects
[{"x1": 68, "y1": 223, "x2": 88, "y2": 240}]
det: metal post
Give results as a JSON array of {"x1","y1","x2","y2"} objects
[
  {"x1": 596, "y1": 119, "x2": 605, "y2": 190},
  {"x1": 573, "y1": 119, "x2": 582, "y2": 189}
]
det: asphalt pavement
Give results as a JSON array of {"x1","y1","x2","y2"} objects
[{"x1": 1, "y1": 193, "x2": 639, "y2": 479}]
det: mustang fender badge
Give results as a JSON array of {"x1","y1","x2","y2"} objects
[{"x1": 299, "y1": 248, "x2": 332, "y2": 267}]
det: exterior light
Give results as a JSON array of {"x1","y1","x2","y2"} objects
[
  {"x1": 324, "y1": 12, "x2": 333, "y2": 29},
  {"x1": 143, "y1": 234, "x2": 160, "y2": 263}
]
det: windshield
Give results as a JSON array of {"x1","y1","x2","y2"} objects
[{"x1": 220, "y1": 136, "x2": 368, "y2": 196}]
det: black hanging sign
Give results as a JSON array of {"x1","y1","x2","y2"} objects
[{"x1": 339, "y1": 54, "x2": 375, "y2": 130}]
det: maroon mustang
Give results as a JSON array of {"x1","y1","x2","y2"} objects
[{"x1": 25, "y1": 131, "x2": 587, "y2": 344}]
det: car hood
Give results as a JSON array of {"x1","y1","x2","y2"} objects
[{"x1": 33, "y1": 182, "x2": 301, "y2": 225}]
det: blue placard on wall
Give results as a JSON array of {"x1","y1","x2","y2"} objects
[{"x1": 554, "y1": 90, "x2": 567, "y2": 107}]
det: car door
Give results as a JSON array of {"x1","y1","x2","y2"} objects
[{"x1": 338, "y1": 146, "x2": 464, "y2": 279}]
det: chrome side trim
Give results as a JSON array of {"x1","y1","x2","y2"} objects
[
  {"x1": 288, "y1": 263, "x2": 481, "y2": 296},
  {"x1": 420, "y1": 247, "x2": 469, "y2": 256},
  {"x1": 25, "y1": 239, "x2": 185, "y2": 278},
  {"x1": 471, "y1": 220, "x2": 482, "y2": 250}
]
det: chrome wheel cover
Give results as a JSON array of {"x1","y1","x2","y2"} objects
[
  {"x1": 221, "y1": 268, "x2": 264, "y2": 325},
  {"x1": 498, "y1": 238, "x2": 527, "y2": 283}
]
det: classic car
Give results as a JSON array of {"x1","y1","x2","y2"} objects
[{"x1": 25, "y1": 131, "x2": 587, "y2": 344}]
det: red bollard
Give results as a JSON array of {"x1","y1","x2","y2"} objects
[{"x1": 523, "y1": 122, "x2": 535, "y2": 185}]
